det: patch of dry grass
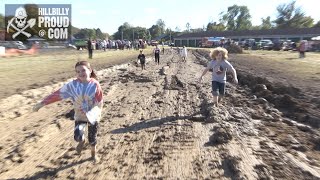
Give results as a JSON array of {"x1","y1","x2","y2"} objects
[
  {"x1": 0, "y1": 48, "x2": 153, "y2": 99},
  {"x1": 238, "y1": 50, "x2": 320, "y2": 78}
]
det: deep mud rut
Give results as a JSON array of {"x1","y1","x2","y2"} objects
[{"x1": 0, "y1": 50, "x2": 319, "y2": 179}]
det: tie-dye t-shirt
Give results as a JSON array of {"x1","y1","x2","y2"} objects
[{"x1": 41, "y1": 78, "x2": 103, "y2": 125}]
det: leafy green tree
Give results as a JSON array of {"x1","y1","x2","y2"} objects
[
  {"x1": 132, "y1": 26, "x2": 150, "y2": 40},
  {"x1": 314, "y1": 20, "x2": 320, "y2": 28},
  {"x1": 190, "y1": 28, "x2": 204, "y2": 33},
  {"x1": 0, "y1": 14, "x2": 4, "y2": 29},
  {"x1": 207, "y1": 22, "x2": 225, "y2": 31},
  {"x1": 156, "y1": 19, "x2": 165, "y2": 34},
  {"x1": 73, "y1": 29, "x2": 87, "y2": 39},
  {"x1": 95, "y1": 28, "x2": 105, "y2": 39},
  {"x1": 221, "y1": 5, "x2": 252, "y2": 31},
  {"x1": 112, "y1": 23, "x2": 150, "y2": 41},
  {"x1": 113, "y1": 22, "x2": 131, "y2": 40},
  {"x1": 260, "y1": 16, "x2": 273, "y2": 29},
  {"x1": 274, "y1": 1, "x2": 314, "y2": 28},
  {"x1": 72, "y1": 26, "x2": 80, "y2": 36},
  {"x1": 73, "y1": 28, "x2": 96, "y2": 39},
  {"x1": 250, "y1": 26, "x2": 261, "y2": 30},
  {"x1": 164, "y1": 28, "x2": 173, "y2": 42},
  {"x1": 298, "y1": 16, "x2": 314, "y2": 28},
  {"x1": 88, "y1": 29, "x2": 96, "y2": 39},
  {"x1": 148, "y1": 25, "x2": 161, "y2": 39}
]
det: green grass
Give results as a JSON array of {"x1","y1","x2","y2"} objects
[{"x1": 0, "y1": 48, "x2": 153, "y2": 99}]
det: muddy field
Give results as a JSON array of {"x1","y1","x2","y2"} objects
[{"x1": 0, "y1": 49, "x2": 319, "y2": 179}]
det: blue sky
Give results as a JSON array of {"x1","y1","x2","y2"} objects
[{"x1": 1, "y1": 0, "x2": 319, "y2": 34}]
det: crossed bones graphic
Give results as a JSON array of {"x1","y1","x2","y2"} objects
[{"x1": 7, "y1": 17, "x2": 36, "y2": 39}]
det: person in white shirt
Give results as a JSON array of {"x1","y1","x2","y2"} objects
[{"x1": 181, "y1": 46, "x2": 188, "y2": 62}]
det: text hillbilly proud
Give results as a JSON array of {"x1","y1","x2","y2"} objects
[{"x1": 38, "y1": 7, "x2": 70, "y2": 39}]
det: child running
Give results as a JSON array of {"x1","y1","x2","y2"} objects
[
  {"x1": 33, "y1": 61, "x2": 103, "y2": 162},
  {"x1": 181, "y1": 46, "x2": 188, "y2": 62},
  {"x1": 199, "y1": 47, "x2": 238, "y2": 106},
  {"x1": 138, "y1": 50, "x2": 146, "y2": 70}
]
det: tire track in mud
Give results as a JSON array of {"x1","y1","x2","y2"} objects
[
  {"x1": 87, "y1": 54, "x2": 209, "y2": 179},
  {"x1": 90, "y1": 57, "x2": 198, "y2": 179},
  {"x1": 193, "y1": 49, "x2": 320, "y2": 179},
  {"x1": 81, "y1": 65, "x2": 163, "y2": 179},
  {"x1": 0, "y1": 106, "x2": 76, "y2": 177},
  {"x1": 0, "y1": 67, "x2": 124, "y2": 179}
]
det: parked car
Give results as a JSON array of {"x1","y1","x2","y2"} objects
[
  {"x1": 282, "y1": 40, "x2": 294, "y2": 51},
  {"x1": 259, "y1": 40, "x2": 273, "y2": 50},
  {"x1": 243, "y1": 39, "x2": 256, "y2": 49},
  {"x1": 0, "y1": 41, "x2": 27, "y2": 50},
  {"x1": 150, "y1": 40, "x2": 159, "y2": 46}
]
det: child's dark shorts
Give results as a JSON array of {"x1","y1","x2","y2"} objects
[
  {"x1": 74, "y1": 121, "x2": 99, "y2": 146},
  {"x1": 212, "y1": 81, "x2": 226, "y2": 96}
]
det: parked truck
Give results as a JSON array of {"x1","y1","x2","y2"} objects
[
  {"x1": 73, "y1": 39, "x2": 87, "y2": 50},
  {"x1": 199, "y1": 37, "x2": 224, "y2": 48}
]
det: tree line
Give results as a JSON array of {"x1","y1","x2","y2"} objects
[{"x1": 112, "y1": 1, "x2": 320, "y2": 41}]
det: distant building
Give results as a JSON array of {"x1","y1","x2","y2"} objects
[{"x1": 174, "y1": 27, "x2": 320, "y2": 47}]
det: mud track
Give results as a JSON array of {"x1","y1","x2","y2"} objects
[{"x1": 0, "y1": 50, "x2": 319, "y2": 179}]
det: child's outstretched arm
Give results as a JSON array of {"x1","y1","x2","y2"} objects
[
  {"x1": 229, "y1": 66, "x2": 238, "y2": 84},
  {"x1": 225, "y1": 61, "x2": 238, "y2": 84},
  {"x1": 198, "y1": 67, "x2": 210, "y2": 82},
  {"x1": 33, "y1": 102, "x2": 44, "y2": 112},
  {"x1": 33, "y1": 83, "x2": 72, "y2": 112}
]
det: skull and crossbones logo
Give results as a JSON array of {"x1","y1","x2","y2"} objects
[{"x1": 7, "y1": 7, "x2": 36, "y2": 39}]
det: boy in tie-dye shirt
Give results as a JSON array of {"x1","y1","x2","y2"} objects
[{"x1": 33, "y1": 61, "x2": 103, "y2": 162}]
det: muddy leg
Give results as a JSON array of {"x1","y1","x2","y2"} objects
[
  {"x1": 91, "y1": 145, "x2": 99, "y2": 163},
  {"x1": 88, "y1": 122, "x2": 99, "y2": 162},
  {"x1": 218, "y1": 95, "x2": 223, "y2": 103},
  {"x1": 213, "y1": 95, "x2": 219, "y2": 106},
  {"x1": 91, "y1": 145, "x2": 96, "y2": 158}
]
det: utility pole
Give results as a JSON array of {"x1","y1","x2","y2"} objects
[{"x1": 133, "y1": 29, "x2": 134, "y2": 42}]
